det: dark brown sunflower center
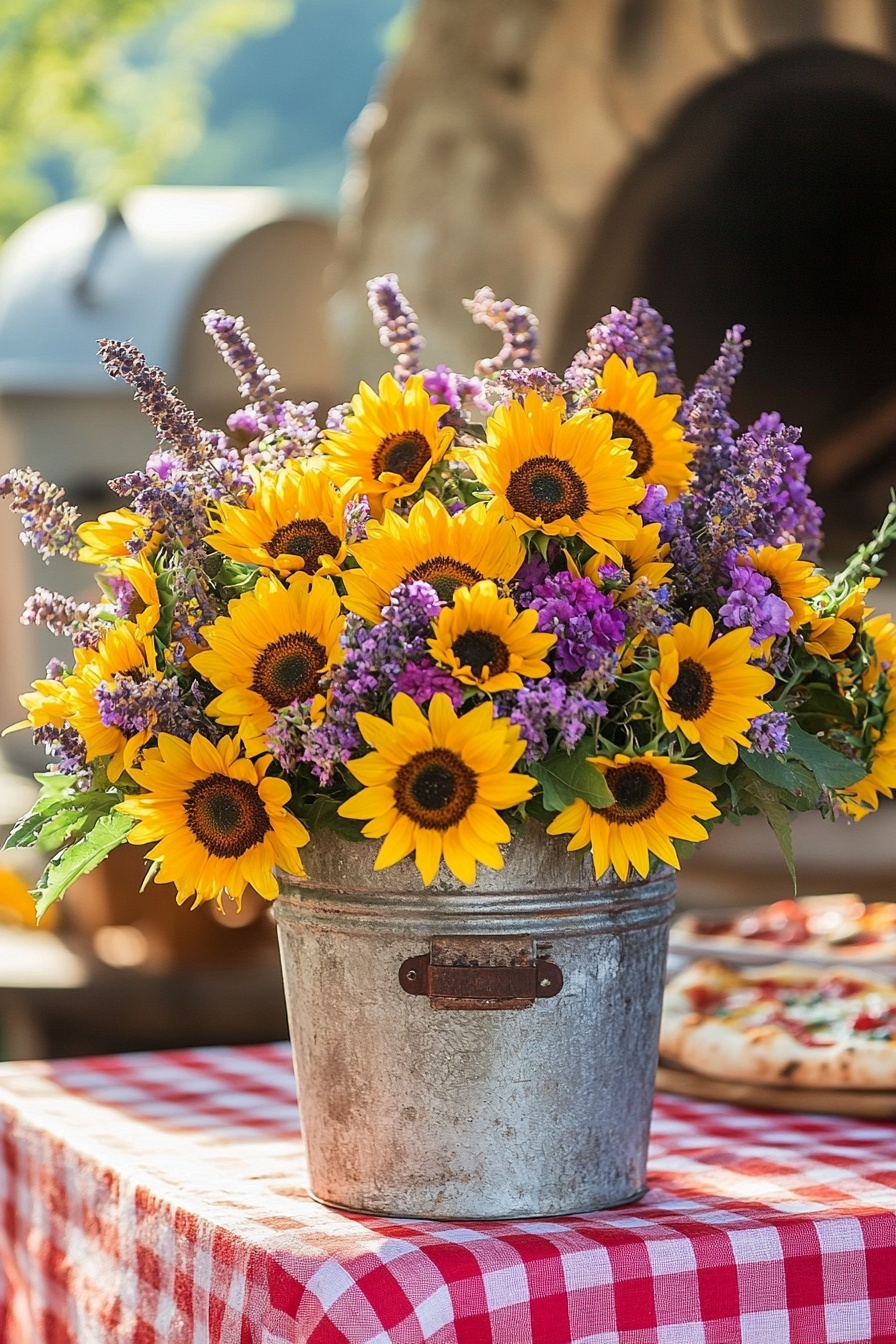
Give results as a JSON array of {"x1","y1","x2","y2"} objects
[
  {"x1": 604, "y1": 762, "x2": 667, "y2": 825},
  {"x1": 265, "y1": 519, "x2": 340, "y2": 572},
  {"x1": 452, "y1": 629, "x2": 510, "y2": 679},
  {"x1": 251, "y1": 632, "x2": 327, "y2": 709},
  {"x1": 766, "y1": 576, "x2": 783, "y2": 600},
  {"x1": 505, "y1": 456, "x2": 588, "y2": 523},
  {"x1": 667, "y1": 657, "x2": 714, "y2": 720},
  {"x1": 372, "y1": 430, "x2": 431, "y2": 482},
  {"x1": 185, "y1": 773, "x2": 271, "y2": 857},
  {"x1": 393, "y1": 748, "x2": 477, "y2": 830},
  {"x1": 608, "y1": 410, "x2": 654, "y2": 477},
  {"x1": 409, "y1": 557, "x2": 484, "y2": 604}
]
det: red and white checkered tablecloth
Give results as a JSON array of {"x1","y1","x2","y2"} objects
[{"x1": 0, "y1": 1043, "x2": 893, "y2": 1344}]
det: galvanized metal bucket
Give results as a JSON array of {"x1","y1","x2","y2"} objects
[{"x1": 272, "y1": 827, "x2": 675, "y2": 1220}]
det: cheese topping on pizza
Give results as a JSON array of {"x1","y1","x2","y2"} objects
[{"x1": 660, "y1": 960, "x2": 896, "y2": 1089}]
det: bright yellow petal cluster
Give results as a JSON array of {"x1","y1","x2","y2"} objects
[
  {"x1": 207, "y1": 462, "x2": 348, "y2": 577},
  {"x1": 584, "y1": 515, "x2": 671, "y2": 599},
  {"x1": 747, "y1": 543, "x2": 827, "y2": 633},
  {"x1": 547, "y1": 752, "x2": 719, "y2": 880},
  {"x1": 428, "y1": 580, "x2": 555, "y2": 692},
  {"x1": 839, "y1": 687, "x2": 896, "y2": 819},
  {"x1": 590, "y1": 355, "x2": 694, "y2": 501},
  {"x1": 338, "y1": 693, "x2": 534, "y2": 885},
  {"x1": 342, "y1": 493, "x2": 524, "y2": 623},
  {"x1": 117, "y1": 732, "x2": 309, "y2": 906},
  {"x1": 466, "y1": 392, "x2": 643, "y2": 561},
  {"x1": 805, "y1": 578, "x2": 879, "y2": 659},
  {"x1": 650, "y1": 608, "x2": 775, "y2": 764},
  {"x1": 77, "y1": 509, "x2": 158, "y2": 564},
  {"x1": 319, "y1": 373, "x2": 455, "y2": 518},
  {"x1": 192, "y1": 574, "x2": 344, "y2": 753},
  {"x1": 66, "y1": 625, "x2": 161, "y2": 781}
]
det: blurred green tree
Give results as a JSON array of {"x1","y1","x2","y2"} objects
[{"x1": 0, "y1": 0, "x2": 295, "y2": 239}]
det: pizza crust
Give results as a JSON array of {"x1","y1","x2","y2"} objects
[{"x1": 660, "y1": 959, "x2": 896, "y2": 1091}]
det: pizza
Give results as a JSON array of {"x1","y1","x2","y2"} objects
[
  {"x1": 660, "y1": 959, "x2": 896, "y2": 1089},
  {"x1": 671, "y1": 895, "x2": 896, "y2": 965}
]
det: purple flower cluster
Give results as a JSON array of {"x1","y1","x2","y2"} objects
[
  {"x1": 202, "y1": 310, "x2": 282, "y2": 404},
  {"x1": 99, "y1": 340, "x2": 210, "y2": 470},
  {"x1": 0, "y1": 469, "x2": 81, "y2": 561},
  {"x1": 463, "y1": 287, "x2": 540, "y2": 375},
  {"x1": 491, "y1": 367, "x2": 565, "y2": 405},
  {"x1": 717, "y1": 552, "x2": 791, "y2": 645},
  {"x1": 529, "y1": 572, "x2": 625, "y2": 680},
  {"x1": 748, "y1": 711, "x2": 790, "y2": 757},
  {"x1": 565, "y1": 298, "x2": 681, "y2": 396},
  {"x1": 498, "y1": 679, "x2": 607, "y2": 760},
  {"x1": 678, "y1": 327, "x2": 747, "y2": 457},
  {"x1": 32, "y1": 723, "x2": 91, "y2": 784},
  {"x1": 94, "y1": 674, "x2": 215, "y2": 741},
  {"x1": 22, "y1": 588, "x2": 98, "y2": 640},
  {"x1": 366, "y1": 274, "x2": 425, "y2": 384},
  {"x1": 421, "y1": 365, "x2": 491, "y2": 426},
  {"x1": 274, "y1": 581, "x2": 451, "y2": 785}
]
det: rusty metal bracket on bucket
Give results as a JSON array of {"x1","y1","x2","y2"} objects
[{"x1": 399, "y1": 937, "x2": 563, "y2": 1010}]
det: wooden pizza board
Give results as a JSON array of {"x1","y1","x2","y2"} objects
[{"x1": 656, "y1": 1062, "x2": 896, "y2": 1119}]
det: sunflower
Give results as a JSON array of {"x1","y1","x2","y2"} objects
[
  {"x1": 78, "y1": 508, "x2": 158, "y2": 564},
  {"x1": 805, "y1": 579, "x2": 880, "y2": 659},
  {"x1": 319, "y1": 373, "x2": 454, "y2": 518},
  {"x1": 839, "y1": 688, "x2": 896, "y2": 818},
  {"x1": 428, "y1": 580, "x2": 555, "y2": 692},
  {"x1": 13, "y1": 675, "x2": 72, "y2": 734},
  {"x1": 589, "y1": 355, "x2": 694, "y2": 501},
  {"x1": 546, "y1": 753, "x2": 719, "y2": 881},
  {"x1": 650, "y1": 608, "x2": 775, "y2": 764},
  {"x1": 341, "y1": 493, "x2": 525, "y2": 623},
  {"x1": 747, "y1": 544, "x2": 827, "y2": 633},
  {"x1": 117, "y1": 732, "x2": 309, "y2": 906},
  {"x1": 862, "y1": 612, "x2": 896, "y2": 691},
  {"x1": 108, "y1": 552, "x2": 161, "y2": 635},
  {"x1": 66, "y1": 624, "x2": 161, "y2": 781},
  {"x1": 338, "y1": 693, "x2": 534, "y2": 884},
  {"x1": 466, "y1": 392, "x2": 643, "y2": 559},
  {"x1": 584, "y1": 515, "x2": 671, "y2": 600},
  {"x1": 191, "y1": 573, "x2": 344, "y2": 752},
  {"x1": 207, "y1": 462, "x2": 348, "y2": 577}
]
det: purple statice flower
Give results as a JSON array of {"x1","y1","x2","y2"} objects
[
  {"x1": 530, "y1": 572, "x2": 625, "y2": 679},
  {"x1": 0, "y1": 469, "x2": 81, "y2": 561},
  {"x1": 511, "y1": 552, "x2": 553, "y2": 603},
  {"x1": 21, "y1": 588, "x2": 98, "y2": 638},
  {"x1": 367, "y1": 274, "x2": 425, "y2": 384},
  {"x1": 741, "y1": 413, "x2": 824, "y2": 560},
  {"x1": 625, "y1": 579, "x2": 674, "y2": 638},
  {"x1": 106, "y1": 575, "x2": 137, "y2": 620},
  {"x1": 284, "y1": 581, "x2": 445, "y2": 785},
  {"x1": 202, "y1": 310, "x2": 281, "y2": 405},
  {"x1": 33, "y1": 723, "x2": 92, "y2": 786},
  {"x1": 679, "y1": 326, "x2": 747, "y2": 450},
  {"x1": 45, "y1": 658, "x2": 67, "y2": 681},
  {"x1": 463, "y1": 287, "x2": 540, "y2": 375},
  {"x1": 636, "y1": 484, "x2": 668, "y2": 527},
  {"x1": 748, "y1": 711, "x2": 790, "y2": 757},
  {"x1": 717, "y1": 551, "x2": 791, "y2": 645},
  {"x1": 326, "y1": 402, "x2": 350, "y2": 432},
  {"x1": 421, "y1": 364, "x2": 491, "y2": 426},
  {"x1": 565, "y1": 298, "x2": 681, "y2": 396},
  {"x1": 395, "y1": 660, "x2": 464, "y2": 707},
  {"x1": 499, "y1": 677, "x2": 607, "y2": 761},
  {"x1": 491, "y1": 367, "x2": 564, "y2": 405},
  {"x1": 344, "y1": 494, "x2": 371, "y2": 544},
  {"x1": 94, "y1": 675, "x2": 217, "y2": 742},
  {"x1": 240, "y1": 402, "x2": 322, "y2": 469}
]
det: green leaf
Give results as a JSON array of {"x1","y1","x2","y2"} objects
[
  {"x1": 788, "y1": 724, "x2": 866, "y2": 789},
  {"x1": 740, "y1": 778, "x2": 797, "y2": 893},
  {"x1": 740, "y1": 751, "x2": 820, "y2": 804},
  {"x1": 298, "y1": 795, "x2": 365, "y2": 841},
  {"x1": 530, "y1": 744, "x2": 613, "y2": 813},
  {"x1": 32, "y1": 813, "x2": 135, "y2": 920},
  {"x1": 153, "y1": 567, "x2": 176, "y2": 649}
]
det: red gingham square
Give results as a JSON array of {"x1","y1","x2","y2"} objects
[{"x1": 0, "y1": 1044, "x2": 894, "y2": 1343}]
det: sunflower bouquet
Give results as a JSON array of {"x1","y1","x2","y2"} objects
[{"x1": 2, "y1": 280, "x2": 895, "y2": 917}]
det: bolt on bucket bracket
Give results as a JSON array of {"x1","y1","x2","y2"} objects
[{"x1": 399, "y1": 937, "x2": 563, "y2": 1010}]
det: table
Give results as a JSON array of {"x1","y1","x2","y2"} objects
[{"x1": 0, "y1": 1044, "x2": 894, "y2": 1344}]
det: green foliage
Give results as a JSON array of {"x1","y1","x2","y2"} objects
[
  {"x1": 4, "y1": 771, "x2": 125, "y2": 852},
  {"x1": 32, "y1": 812, "x2": 135, "y2": 919},
  {"x1": 297, "y1": 794, "x2": 365, "y2": 841},
  {"x1": 786, "y1": 724, "x2": 866, "y2": 789},
  {"x1": 0, "y1": 0, "x2": 294, "y2": 239},
  {"x1": 530, "y1": 743, "x2": 613, "y2": 813}
]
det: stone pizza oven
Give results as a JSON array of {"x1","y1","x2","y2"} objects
[{"x1": 339, "y1": 0, "x2": 896, "y2": 554}]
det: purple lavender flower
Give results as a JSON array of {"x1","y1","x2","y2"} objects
[
  {"x1": 463, "y1": 287, "x2": 540, "y2": 375},
  {"x1": 99, "y1": 340, "x2": 209, "y2": 468},
  {"x1": 367, "y1": 274, "x2": 425, "y2": 383},
  {"x1": 202, "y1": 310, "x2": 282, "y2": 404},
  {"x1": 0, "y1": 469, "x2": 81, "y2": 561},
  {"x1": 326, "y1": 402, "x2": 349, "y2": 432},
  {"x1": 717, "y1": 552, "x2": 792, "y2": 644},
  {"x1": 748, "y1": 711, "x2": 790, "y2": 756},
  {"x1": 530, "y1": 572, "x2": 625, "y2": 679},
  {"x1": 565, "y1": 298, "x2": 681, "y2": 396},
  {"x1": 33, "y1": 723, "x2": 91, "y2": 785},
  {"x1": 492, "y1": 367, "x2": 564, "y2": 404},
  {"x1": 21, "y1": 588, "x2": 97, "y2": 638},
  {"x1": 94, "y1": 675, "x2": 217, "y2": 742},
  {"x1": 678, "y1": 326, "x2": 747, "y2": 449},
  {"x1": 499, "y1": 677, "x2": 607, "y2": 760},
  {"x1": 421, "y1": 364, "x2": 491, "y2": 426},
  {"x1": 394, "y1": 660, "x2": 464, "y2": 707}
]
